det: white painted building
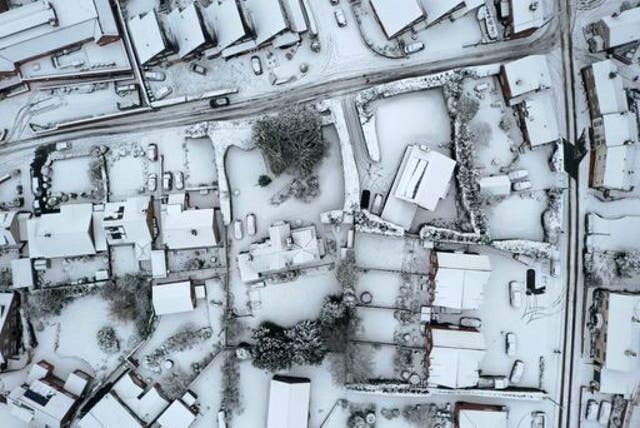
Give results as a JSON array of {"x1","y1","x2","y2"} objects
[
  {"x1": 156, "y1": 399, "x2": 197, "y2": 428},
  {"x1": 266, "y1": 376, "x2": 311, "y2": 428},
  {"x1": 167, "y1": 4, "x2": 208, "y2": 59},
  {"x1": 519, "y1": 91, "x2": 561, "y2": 147},
  {"x1": 370, "y1": 0, "x2": 425, "y2": 39},
  {"x1": 203, "y1": 0, "x2": 249, "y2": 51},
  {"x1": 381, "y1": 145, "x2": 456, "y2": 229},
  {"x1": 161, "y1": 195, "x2": 218, "y2": 250},
  {"x1": 152, "y1": 281, "x2": 195, "y2": 316},
  {"x1": 128, "y1": 10, "x2": 169, "y2": 65},
  {"x1": 427, "y1": 326, "x2": 486, "y2": 389},
  {"x1": 237, "y1": 222, "x2": 324, "y2": 283},
  {"x1": 590, "y1": 112, "x2": 637, "y2": 191},
  {"x1": 456, "y1": 404, "x2": 508, "y2": 428},
  {"x1": 503, "y1": 0, "x2": 544, "y2": 37},
  {"x1": 420, "y1": 0, "x2": 483, "y2": 26},
  {"x1": 582, "y1": 60, "x2": 628, "y2": 119},
  {"x1": 429, "y1": 252, "x2": 492, "y2": 311},
  {"x1": 499, "y1": 55, "x2": 552, "y2": 102},
  {"x1": 592, "y1": 6, "x2": 640, "y2": 51}
]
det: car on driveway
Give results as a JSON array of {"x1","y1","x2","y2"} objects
[
  {"x1": 162, "y1": 172, "x2": 172, "y2": 191},
  {"x1": 146, "y1": 143, "x2": 157, "y2": 161},
  {"x1": 147, "y1": 173, "x2": 157, "y2": 192},
  {"x1": 251, "y1": 56, "x2": 263, "y2": 75},
  {"x1": 189, "y1": 63, "x2": 207, "y2": 75},
  {"x1": 174, "y1": 171, "x2": 184, "y2": 190},
  {"x1": 234, "y1": 219, "x2": 244, "y2": 240},
  {"x1": 334, "y1": 8, "x2": 346, "y2": 27},
  {"x1": 509, "y1": 280, "x2": 523, "y2": 308},
  {"x1": 509, "y1": 360, "x2": 524, "y2": 384},
  {"x1": 505, "y1": 332, "x2": 517, "y2": 356},
  {"x1": 246, "y1": 213, "x2": 256, "y2": 236}
]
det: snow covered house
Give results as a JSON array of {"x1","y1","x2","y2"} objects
[
  {"x1": 244, "y1": 0, "x2": 290, "y2": 46},
  {"x1": 420, "y1": 0, "x2": 483, "y2": 26},
  {"x1": 237, "y1": 221, "x2": 325, "y2": 283},
  {"x1": 381, "y1": 145, "x2": 456, "y2": 230},
  {"x1": 79, "y1": 370, "x2": 170, "y2": 427},
  {"x1": 518, "y1": 91, "x2": 561, "y2": 147},
  {"x1": 500, "y1": 0, "x2": 544, "y2": 38},
  {"x1": 0, "y1": 291, "x2": 21, "y2": 371},
  {"x1": 455, "y1": 403, "x2": 508, "y2": 428},
  {"x1": 160, "y1": 194, "x2": 218, "y2": 250},
  {"x1": 167, "y1": 4, "x2": 208, "y2": 59},
  {"x1": 128, "y1": 10, "x2": 171, "y2": 65},
  {"x1": 8, "y1": 361, "x2": 91, "y2": 428},
  {"x1": 156, "y1": 398, "x2": 198, "y2": 428},
  {"x1": 11, "y1": 258, "x2": 35, "y2": 289},
  {"x1": 591, "y1": 6, "x2": 640, "y2": 52},
  {"x1": 592, "y1": 291, "x2": 640, "y2": 397},
  {"x1": 429, "y1": 251, "x2": 492, "y2": 311},
  {"x1": 369, "y1": 0, "x2": 425, "y2": 39},
  {"x1": 582, "y1": 60, "x2": 628, "y2": 119},
  {"x1": 0, "y1": 209, "x2": 24, "y2": 247},
  {"x1": 152, "y1": 281, "x2": 196, "y2": 316},
  {"x1": 26, "y1": 203, "x2": 96, "y2": 259},
  {"x1": 589, "y1": 112, "x2": 637, "y2": 191},
  {"x1": 426, "y1": 326, "x2": 486, "y2": 389},
  {"x1": 93, "y1": 196, "x2": 154, "y2": 261},
  {"x1": 498, "y1": 55, "x2": 551, "y2": 103},
  {"x1": 266, "y1": 375, "x2": 311, "y2": 428},
  {"x1": 203, "y1": 0, "x2": 249, "y2": 52},
  {"x1": 0, "y1": 0, "x2": 121, "y2": 76}
]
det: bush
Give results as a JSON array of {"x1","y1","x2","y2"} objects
[
  {"x1": 102, "y1": 274, "x2": 152, "y2": 338},
  {"x1": 258, "y1": 175, "x2": 272, "y2": 187},
  {"x1": 221, "y1": 351, "x2": 241, "y2": 414},
  {"x1": 253, "y1": 105, "x2": 326, "y2": 177},
  {"x1": 96, "y1": 326, "x2": 119, "y2": 354},
  {"x1": 27, "y1": 288, "x2": 73, "y2": 318}
]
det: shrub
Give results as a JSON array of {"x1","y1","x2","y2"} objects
[
  {"x1": 258, "y1": 175, "x2": 272, "y2": 187},
  {"x1": 96, "y1": 326, "x2": 119, "y2": 354}
]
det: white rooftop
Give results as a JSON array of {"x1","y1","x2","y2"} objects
[
  {"x1": 428, "y1": 327, "x2": 486, "y2": 388},
  {"x1": 266, "y1": 376, "x2": 311, "y2": 428},
  {"x1": 588, "y1": 60, "x2": 629, "y2": 115},
  {"x1": 244, "y1": 0, "x2": 288, "y2": 46},
  {"x1": 501, "y1": 55, "x2": 552, "y2": 100},
  {"x1": 78, "y1": 392, "x2": 144, "y2": 428},
  {"x1": 152, "y1": 281, "x2": 195, "y2": 315},
  {"x1": 458, "y1": 408, "x2": 508, "y2": 428},
  {"x1": 370, "y1": 0, "x2": 424, "y2": 39},
  {"x1": 510, "y1": 0, "x2": 544, "y2": 35},
  {"x1": 157, "y1": 399, "x2": 197, "y2": 428},
  {"x1": 11, "y1": 258, "x2": 34, "y2": 289},
  {"x1": 594, "y1": 112, "x2": 637, "y2": 190},
  {"x1": 432, "y1": 252, "x2": 492, "y2": 310},
  {"x1": 27, "y1": 204, "x2": 96, "y2": 259},
  {"x1": 603, "y1": 293, "x2": 640, "y2": 373},
  {"x1": 598, "y1": 6, "x2": 640, "y2": 49},
  {"x1": 161, "y1": 199, "x2": 217, "y2": 250},
  {"x1": 203, "y1": 0, "x2": 248, "y2": 50},
  {"x1": 168, "y1": 4, "x2": 207, "y2": 58},
  {"x1": 128, "y1": 10, "x2": 167, "y2": 65},
  {"x1": 520, "y1": 91, "x2": 561, "y2": 147},
  {"x1": 420, "y1": 0, "x2": 482, "y2": 24}
]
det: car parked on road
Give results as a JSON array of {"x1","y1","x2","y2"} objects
[
  {"x1": 155, "y1": 86, "x2": 172, "y2": 100},
  {"x1": 147, "y1": 173, "x2": 157, "y2": 192},
  {"x1": 403, "y1": 41, "x2": 425, "y2": 55},
  {"x1": 509, "y1": 360, "x2": 524, "y2": 384},
  {"x1": 162, "y1": 172, "x2": 172, "y2": 191},
  {"x1": 189, "y1": 63, "x2": 207, "y2": 75},
  {"x1": 210, "y1": 97, "x2": 230, "y2": 108},
  {"x1": 508, "y1": 169, "x2": 529, "y2": 181}
]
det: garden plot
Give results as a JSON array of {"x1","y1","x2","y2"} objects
[
  {"x1": 356, "y1": 342, "x2": 426, "y2": 382},
  {"x1": 167, "y1": 247, "x2": 226, "y2": 274},
  {"x1": 354, "y1": 232, "x2": 430, "y2": 273},
  {"x1": 110, "y1": 245, "x2": 140, "y2": 276},
  {"x1": 135, "y1": 303, "x2": 220, "y2": 392},
  {"x1": 486, "y1": 190, "x2": 549, "y2": 241},
  {"x1": 356, "y1": 306, "x2": 422, "y2": 346},
  {"x1": 106, "y1": 146, "x2": 149, "y2": 198},
  {"x1": 38, "y1": 255, "x2": 108, "y2": 287},
  {"x1": 225, "y1": 125, "x2": 344, "y2": 243},
  {"x1": 356, "y1": 270, "x2": 429, "y2": 310},
  {"x1": 49, "y1": 157, "x2": 93, "y2": 194},
  {"x1": 185, "y1": 138, "x2": 217, "y2": 188},
  {"x1": 56, "y1": 294, "x2": 137, "y2": 380},
  {"x1": 477, "y1": 249, "x2": 564, "y2": 392}
]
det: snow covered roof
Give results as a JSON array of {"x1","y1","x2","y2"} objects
[
  {"x1": 509, "y1": 0, "x2": 544, "y2": 35},
  {"x1": 370, "y1": 0, "x2": 425, "y2": 39},
  {"x1": 78, "y1": 392, "x2": 144, "y2": 428},
  {"x1": 420, "y1": 0, "x2": 482, "y2": 24},
  {"x1": 381, "y1": 145, "x2": 455, "y2": 229},
  {"x1": 161, "y1": 198, "x2": 217, "y2": 250},
  {"x1": 267, "y1": 376, "x2": 311, "y2": 428},
  {"x1": 428, "y1": 327, "x2": 486, "y2": 388},
  {"x1": 501, "y1": 55, "x2": 551, "y2": 100},
  {"x1": 168, "y1": 4, "x2": 207, "y2": 58},
  {"x1": 151, "y1": 250, "x2": 167, "y2": 279},
  {"x1": 478, "y1": 175, "x2": 511, "y2": 196},
  {"x1": 9, "y1": 378, "x2": 78, "y2": 428},
  {"x1": 458, "y1": 408, "x2": 508, "y2": 428},
  {"x1": 280, "y1": 0, "x2": 308, "y2": 33},
  {"x1": 0, "y1": 292, "x2": 17, "y2": 361},
  {"x1": 603, "y1": 293, "x2": 640, "y2": 373},
  {"x1": 152, "y1": 281, "x2": 195, "y2": 315},
  {"x1": 244, "y1": 0, "x2": 289, "y2": 46},
  {"x1": 0, "y1": 0, "x2": 120, "y2": 74},
  {"x1": 593, "y1": 112, "x2": 637, "y2": 190},
  {"x1": 63, "y1": 371, "x2": 90, "y2": 397},
  {"x1": 157, "y1": 399, "x2": 197, "y2": 428},
  {"x1": 597, "y1": 6, "x2": 640, "y2": 50},
  {"x1": 0, "y1": 210, "x2": 20, "y2": 246},
  {"x1": 520, "y1": 91, "x2": 561, "y2": 147},
  {"x1": 11, "y1": 258, "x2": 34, "y2": 289},
  {"x1": 237, "y1": 222, "x2": 323, "y2": 283},
  {"x1": 203, "y1": 0, "x2": 248, "y2": 50},
  {"x1": 587, "y1": 60, "x2": 628, "y2": 116},
  {"x1": 128, "y1": 10, "x2": 167, "y2": 65},
  {"x1": 432, "y1": 252, "x2": 492, "y2": 310},
  {"x1": 98, "y1": 196, "x2": 153, "y2": 261},
  {"x1": 27, "y1": 204, "x2": 96, "y2": 259}
]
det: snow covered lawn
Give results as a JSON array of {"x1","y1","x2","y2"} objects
[
  {"x1": 49, "y1": 157, "x2": 93, "y2": 194},
  {"x1": 487, "y1": 191, "x2": 548, "y2": 241}
]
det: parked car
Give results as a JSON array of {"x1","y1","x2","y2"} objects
[
  {"x1": 56, "y1": 142, "x2": 71, "y2": 151},
  {"x1": 174, "y1": 171, "x2": 184, "y2": 190},
  {"x1": 251, "y1": 56, "x2": 263, "y2": 75},
  {"x1": 494, "y1": 376, "x2": 509, "y2": 390},
  {"x1": 403, "y1": 41, "x2": 425, "y2": 55},
  {"x1": 505, "y1": 332, "x2": 517, "y2": 356},
  {"x1": 585, "y1": 399, "x2": 598, "y2": 421},
  {"x1": 512, "y1": 180, "x2": 532, "y2": 192},
  {"x1": 146, "y1": 143, "x2": 157, "y2": 161},
  {"x1": 509, "y1": 360, "x2": 525, "y2": 384},
  {"x1": 477, "y1": 375, "x2": 508, "y2": 390},
  {"x1": 234, "y1": 219, "x2": 244, "y2": 240},
  {"x1": 330, "y1": 0, "x2": 339, "y2": 4},
  {"x1": 210, "y1": 97, "x2": 230, "y2": 108},
  {"x1": 508, "y1": 169, "x2": 529, "y2": 181},
  {"x1": 334, "y1": 8, "x2": 347, "y2": 27},
  {"x1": 531, "y1": 411, "x2": 546, "y2": 428},
  {"x1": 598, "y1": 401, "x2": 611, "y2": 425},
  {"x1": 162, "y1": 172, "x2": 172, "y2": 191},
  {"x1": 514, "y1": 253, "x2": 535, "y2": 266},
  {"x1": 509, "y1": 281, "x2": 523, "y2": 308},
  {"x1": 371, "y1": 193, "x2": 384, "y2": 215},
  {"x1": 246, "y1": 213, "x2": 256, "y2": 236},
  {"x1": 155, "y1": 86, "x2": 173, "y2": 100},
  {"x1": 459, "y1": 317, "x2": 482, "y2": 329},
  {"x1": 0, "y1": 128, "x2": 7, "y2": 142},
  {"x1": 189, "y1": 63, "x2": 207, "y2": 75},
  {"x1": 144, "y1": 70, "x2": 166, "y2": 81},
  {"x1": 147, "y1": 173, "x2": 157, "y2": 192}
]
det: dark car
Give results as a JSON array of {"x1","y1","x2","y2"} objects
[{"x1": 210, "y1": 97, "x2": 230, "y2": 108}]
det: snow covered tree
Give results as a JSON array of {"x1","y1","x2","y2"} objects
[
  {"x1": 96, "y1": 326, "x2": 119, "y2": 354},
  {"x1": 253, "y1": 105, "x2": 326, "y2": 177},
  {"x1": 584, "y1": 250, "x2": 617, "y2": 285},
  {"x1": 287, "y1": 320, "x2": 327, "y2": 366},
  {"x1": 221, "y1": 351, "x2": 241, "y2": 414},
  {"x1": 336, "y1": 250, "x2": 358, "y2": 297},
  {"x1": 258, "y1": 175, "x2": 272, "y2": 187},
  {"x1": 251, "y1": 322, "x2": 295, "y2": 371},
  {"x1": 615, "y1": 251, "x2": 640, "y2": 278}
]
